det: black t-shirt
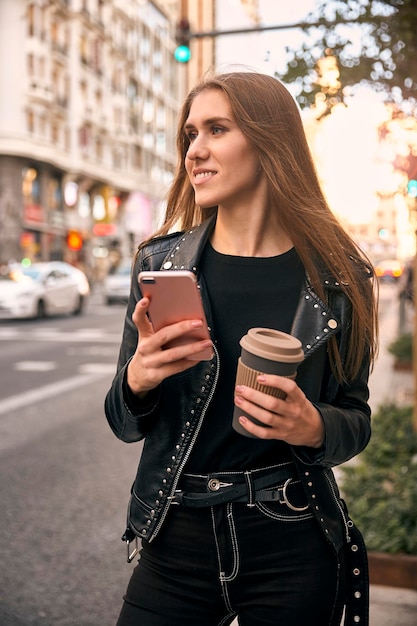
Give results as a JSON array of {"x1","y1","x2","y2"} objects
[{"x1": 184, "y1": 242, "x2": 305, "y2": 473}]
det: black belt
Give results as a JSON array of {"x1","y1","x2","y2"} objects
[{"x1": 169, "y1": 463, "x2": 308, "y2": 509}]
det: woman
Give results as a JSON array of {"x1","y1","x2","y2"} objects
[{"x1": 105, "y1": 70, "x2": 378, "y2": 626}]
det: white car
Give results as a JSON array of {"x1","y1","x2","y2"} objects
[
  {"x1": 0, "y1": 261, "x2": 90, "y2": 319},
  {"x1": 104, "y1": 260, "x2": 132, "y2": 305}
]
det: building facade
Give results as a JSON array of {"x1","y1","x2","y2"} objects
[
  {"x1": 0, "y1": 0, "x2": 265, "y2": 279},
  {"x1": 0, "y1": 0, "x2": 186, "y2": 279}
]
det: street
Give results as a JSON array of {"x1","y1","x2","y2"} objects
[
  {"x1": 0, "y1": 291, "x2": 141, "y2": 626},
  {"x1": 0, "y1": 281, "x2": 415, "y2": 625}
]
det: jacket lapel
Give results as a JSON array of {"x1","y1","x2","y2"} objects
[{"x1": 159, "y1": 217, "x2": 215, "y2": 272}]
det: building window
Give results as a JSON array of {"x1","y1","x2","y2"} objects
[
  {"x1": 27, "y1": 4, "x2": 35, "y2": 37},
  {"x1": 26, "y1": 110, "x2": 35, "y2": 133},
  {"x1": 27, "y1": 53, "x2": 34, "y2": 77},
  {"x1": 47, "y1": 177, "x2": 62, "y2": 211},
  {"x1": 51, "y1": 21, "x2": 58, "y2": 48},
  {"x1": 156, "y1": 131, "x2": 166, "y2": 154},
  {"x1": 39, "y1": 56, "x2": 45, "y2": 80},
  {"x1": 52, "y1": 122, "x2": 59, "y2": 145},
  {"x1": 92, "y1": 39, "x2": 102, "y2": 74},
  {"x1": 96, "y1": 138, "x2": 103, "y2": 161},
  {"x1": 134, "y1": 146, "x2": 142, "y2": 170},
  {"x1": 65, "y1": 127, "x2": 70, "y2": 152},
  {"x1": 95, "y1": 89, "x2": 102, "y2": 111},
  {"x1": 22, "y1": 167, "x2": 41, "y2": 204},
  {"x1": 156, "y1": 105, "x2": 166, "y2": 129},
  {"x1": 40, "y1": 114, "x2": 46, "y2": 137},
  {"x1": 79, "y1": 124, "x2": 91, "y2": 148},
  {"x1": 80, "y1": 33, "x2": 88, "y2": 64},
  {"x1": 143, "y1": 99, "x2": 153, "y2": 124},
  {"x1": 114, "y1": 106, "x2": 122, "y2": 131}
]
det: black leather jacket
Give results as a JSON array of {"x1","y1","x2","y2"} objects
[{"x1": 105, "y1": 216, "x2": 372, "y2": 623}]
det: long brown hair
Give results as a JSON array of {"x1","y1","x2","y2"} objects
[{"x1": 145, "y1": 70, "x2": 378, "y2": 382}]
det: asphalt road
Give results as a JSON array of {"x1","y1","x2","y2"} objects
[{"x1": 0, "y1": 293, "x2": 142, "y2": 625}]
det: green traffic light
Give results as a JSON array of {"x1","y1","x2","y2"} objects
[
  {"x1": 174, "y1": 44, "x2": 191, "y2": 63},
  {"x1": 407, "y1": 179, "x2": 417, "y2": 198}
]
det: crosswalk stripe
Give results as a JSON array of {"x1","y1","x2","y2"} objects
[{"x1": 0, "y1": 371, "x2": 108, "y2": 416}]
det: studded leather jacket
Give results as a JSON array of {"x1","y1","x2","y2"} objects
[{"x1": 105, "y1": 215, "x2": 372, "y2": 624}]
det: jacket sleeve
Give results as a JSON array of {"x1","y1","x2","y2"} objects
[
  {"x1": 104, "y1": 254, "x2": 161, "y2": 443},
  {"x1": 292, "y1": 354, "x2": 371, "y2": 468}
]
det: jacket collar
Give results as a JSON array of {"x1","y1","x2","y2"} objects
[{"x1": 160, "y1": 216, "x2": 216, "y2": 273}]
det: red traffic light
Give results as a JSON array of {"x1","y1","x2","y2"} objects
[{"x1": 67, "y1": 231, "x2": 83, "y2": 251}]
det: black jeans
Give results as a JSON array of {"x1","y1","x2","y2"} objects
[{"x1": 116, "y1": 477, "x2": 346, "y2": 626}]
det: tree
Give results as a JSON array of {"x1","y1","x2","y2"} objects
[{"x1": 279, "y1": 0, "x2": 417, "y2": 109}]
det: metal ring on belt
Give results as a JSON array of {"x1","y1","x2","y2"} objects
[{"x1": 281, "y1": 478, "x2": 309, "y2": 512}]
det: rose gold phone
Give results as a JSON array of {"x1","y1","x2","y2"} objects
[{"x1": 138, "y1": 270, "x2": 213, "y2": 361}]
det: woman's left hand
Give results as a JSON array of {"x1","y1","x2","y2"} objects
[{"x1": 234, "y1": 374, "x2": 325, "y2": 448}]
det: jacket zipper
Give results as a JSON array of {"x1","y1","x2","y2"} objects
[
  {"x1": 149, "y1": 342, "x2": 221, "y2": 541},
  {"x1": 324, "y1": 469, "x2": 352, "y2": 545}
]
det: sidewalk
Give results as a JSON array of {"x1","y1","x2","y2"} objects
[
  {"x1": 368, "y1": 283, "x2": 414, "y2": 411},
  {"x1": 359, "y1": 284, "x2": 416, "y2": 625},
  {"x1": 370, "y1": 585, "x2": 417, "y2": 626}
]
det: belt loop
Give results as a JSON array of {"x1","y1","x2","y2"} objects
[{"x1": 244, "y1": 470, "x2": 256, "y2": 507}]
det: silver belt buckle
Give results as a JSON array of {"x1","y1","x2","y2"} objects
[{"x1": 208, "y1": 478, "x2": 233, "y2": 492}]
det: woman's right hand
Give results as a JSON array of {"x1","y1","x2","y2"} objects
[{"x1": 126, "y1": 297, "x2": 213, "y2": 398}]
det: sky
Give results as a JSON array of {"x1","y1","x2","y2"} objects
[
  {"x1": 257, "y1": 0, "x2": 317, "y2": 72},
  {"x1": 215, "y1": 1, "x2": 413, "y2": 258},
  {"x1": 216, "y1": 0, "x2": 317, "y2": 74}
]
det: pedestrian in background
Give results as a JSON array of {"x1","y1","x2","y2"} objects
[
  {"x1": 398, "y1": 259, "x2": 414, "y2": 333},
  {"x1": 105, "y1": 70, "x2": 378, "y2": 626}
]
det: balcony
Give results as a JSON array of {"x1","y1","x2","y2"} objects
[{"x1": 27, "y1": 82, "x2": 54, "y2": 105}]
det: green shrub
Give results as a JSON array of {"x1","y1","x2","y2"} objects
[
  {"x1": 387, "y1": 332, "x2": 413, "y2": 363},
  {"x1": 340, "y1": 403, "x2": 417, "y2": 555}
]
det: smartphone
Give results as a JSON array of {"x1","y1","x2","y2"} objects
[{"x1": 138, "y1": 270, "x2": 213, "y2": 361}]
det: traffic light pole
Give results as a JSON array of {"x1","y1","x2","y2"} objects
[
  {"x1": 187, "y1": 16, "x2": 385, "y2": 40},
  {"x1": 174, "y1": 16, "x2": 388, "y2": 63}
]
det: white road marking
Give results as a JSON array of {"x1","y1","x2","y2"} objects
[
  {"x1": 79, "y1": 363, "x2": 116, "y2": 375},
  {"x1": 66, "y1": 345, "x2": 117, "y2": 357},
  {"x1": 14, "y1": 361, "x2": 56, "y2": 372},
  {"x1": 0, "y1": 329, "x2": 121, "y2": 342},
  {"x1": 32, "y1": 328, "x2": 60, "y2": 334},
  {"x1": 0, "y1": 371, "x2": 108, "y2": 416},
  {"x1": 73, "y1": 328, "x2": 107, "y2": 338},
  {"x1": 0, "y1": 328, "x2": 20, "y2": 338}
]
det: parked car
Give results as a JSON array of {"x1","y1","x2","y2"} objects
[
  {"x1": 0, "y1": 261, "x2": 90, "y2": 319},
  {"x1": 374, "y1": 259, "x2": 404, "y2": 281},
  {"x1": 104, "y1": 260, "x2": 132, "y2": 305}
]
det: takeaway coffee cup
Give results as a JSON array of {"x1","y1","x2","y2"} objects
[{"x1": 232, "y1": 328, "x2": 304, "y2": 438}]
